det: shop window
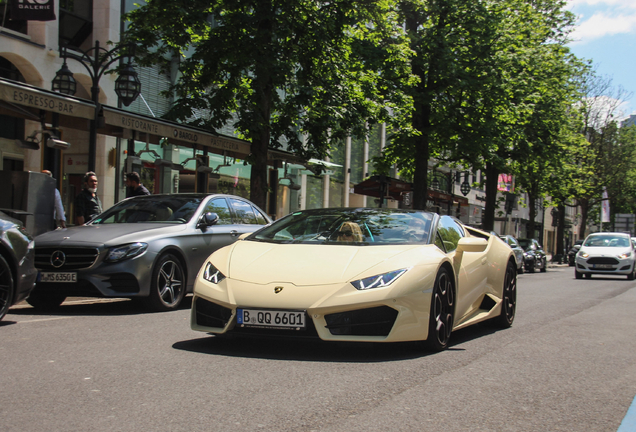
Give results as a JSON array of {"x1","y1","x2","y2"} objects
[
  {"x1": 0, "y1": 114, "x2": 24, "y2": 139},
  {"x1": 3, "y1": 157, "x2": 24, "y2": 171}
]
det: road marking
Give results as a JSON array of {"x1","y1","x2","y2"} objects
[
  {"x1": 18, "y1": 317, "x2": 74, "y2": 323},
  {"x1": 618, "y1": 394, "x2": 636, "y2": 432}
]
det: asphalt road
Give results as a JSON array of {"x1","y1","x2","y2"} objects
[{"x1": 2, "y1": 266, "x2": 635, "y2": 432}]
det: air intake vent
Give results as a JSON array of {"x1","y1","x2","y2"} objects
[{"x1": 325, "y1": 306, "x2": 398, "y2": 336}]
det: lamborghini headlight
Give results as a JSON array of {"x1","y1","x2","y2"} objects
[
  {"x1": 351, "y1": 269, "x2": 408, "y2": 290},
  {"x1": 619, "y1": 251, "x2": 632, "y2": 259},
  {"x1": 105, "y1": 242, "x2": 148, "y2": 262},
  {"x1": 203, "y1": 262, "x2": 225, "y2": 284}
]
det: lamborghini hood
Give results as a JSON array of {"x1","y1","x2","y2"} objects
[{"x1": 226, "y1": 240, "x2": 426, "y2": 286}]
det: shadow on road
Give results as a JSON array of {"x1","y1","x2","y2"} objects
[
  {"x1": 7, "y1": 295, "x2": 193, "y2": 317},
  {"x1": 172, "y1": 322, "x2": 501, "y2": 363}
]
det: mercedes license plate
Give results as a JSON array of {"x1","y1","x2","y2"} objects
[
  {"x1": 237, "y1": 308, "x2": 306, "y2": 329},
  {"x1": 39, "y1": 272, "x2": 77, "y2": 283}
]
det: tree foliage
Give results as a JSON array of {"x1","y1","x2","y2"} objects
[{"x1": 124, "y1": 0, "x2": 413, "y2": 209}]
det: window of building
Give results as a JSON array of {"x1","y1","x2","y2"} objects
[{"x1": 58, "y1": 0, "x2": 93, "y2": 50}]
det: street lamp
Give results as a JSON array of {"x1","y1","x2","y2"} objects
[{"x1": 52, "y1": 40, "x2": 141, "y2": 172}]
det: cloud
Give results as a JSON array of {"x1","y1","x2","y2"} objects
[{"x1": 570, "y1": 12, "x2": 636, "y2": 43}]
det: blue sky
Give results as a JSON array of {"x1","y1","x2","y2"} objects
[{"x1": 566, "y1": 0, "x2": 636, "y2": 119}]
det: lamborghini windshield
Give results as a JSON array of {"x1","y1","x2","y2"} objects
[{"x1": 249, "y1": 208, "x2": 435, "y2": 245}]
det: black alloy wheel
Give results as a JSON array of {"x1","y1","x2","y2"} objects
[
  {"x1": 540, "y1": 258, "x2": 547, "y2": 272},
  {"x1": 527, "y1": 258, "x2": 536, "y2": 273},
  {"x1": 492, "y1": 261, "x2": 516, "y2": 328},
  {"x1": 0, "y1": 255, "x2": 14, "y2": 321},
  {"x1": 144, "y1": 253, "x2": 185, "y2": 312},
  {"x1": 424, "y1": 267, "x2": 455, "y2": 351}
]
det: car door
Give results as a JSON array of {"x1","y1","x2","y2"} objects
[
  {"x1": 186, "y1": 197, "x2": 244, "y2": 279},
  {"x1": 437, "y1": 216, "x2": 488, "y2": 324}
]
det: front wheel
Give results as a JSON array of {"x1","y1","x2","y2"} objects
[
  {"x1": 527, "y1": 259, "x2": 536, "y2": 273},
  {"x1": 423, "y1": 267, "x2": 454, "y2": 352},
  {"x1": 575, "y1": 270, "x2": 583, "y2": 279},
  {"x1": 0, "y1": 255, "x2": 15, "y2": 320},
  {"x1": 492, "y1": 261, "x2": 516, "y2": 328},
  {"x1": 628, "y1": 268, "x2": 635, "y2": 281},
  {"x1": 143, "y1": 253, "x2": 185, "y2": 312},
  {"x1": 540, "y1": 258, "x2": 547, "y2": 272}
]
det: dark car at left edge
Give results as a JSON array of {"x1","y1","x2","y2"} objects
[
  {"x1": 29, "y1": 194, "x2": 271, "y2": 311},
  {"x1": 0, "y1": 211, "x2": 38, "y2": 321}
]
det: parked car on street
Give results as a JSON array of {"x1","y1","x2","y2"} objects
[
  {"x1": 517, "y1": 238, "x2": 547, "y2": 273},
  {"x1": 499, "y1": 235, "x2": 524, "y2": 274},
  {"x1": 29, "y1": 194, "x2": 271, "y2": 311},
  {"x1": 574, "y1": 232, "x2": 636, "y2": 280},
  {"x1": 0, "y1": 211, "x2": 38, "y2": 320},
  {"x1": 568, "y1": 239, "x2": 584, "y2": 266},
  {"x1": 191, "y1": 208, "x2": 517, "y2": 351}
]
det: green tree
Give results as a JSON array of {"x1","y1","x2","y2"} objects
[
  {"x1": 570, "y1": 70, "x2": 636, "y2": 237},
  {"x1": 124, "y1": 0, "x2": 412, "y2": 210}
]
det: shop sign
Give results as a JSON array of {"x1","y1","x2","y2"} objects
[
  {"x1": 0, "y1": 80, "x2": 94, "y2": 119},
  {"x1": 64, "y1": 154, "x2": 89, "y2": 174},
  {"x1": 10, "y1": 0, "x2": 56, "y2": 21},
  {"x1": 103, "y1": 108, "x2": 251, "y2": 155}
]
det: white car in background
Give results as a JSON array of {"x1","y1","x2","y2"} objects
[{"x1": 575, "y1": 232, "x2": 636, "y2": 280}]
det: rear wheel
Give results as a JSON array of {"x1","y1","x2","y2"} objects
[
  {"x1": 492, "y1": 261, "x2": 516, "y2": 328},
  {"x1": 26, "y1": 289, "x2": 66, "y2": 309},
  {"x1": 143, "y1": 253, "x2": 185, "y2": 312},
  {"x1": 423, "y1": 267, "x2": 454, "y2": 352},
  {"x1": 0, "y1": 255, "x2": 14, "y2": 321}
]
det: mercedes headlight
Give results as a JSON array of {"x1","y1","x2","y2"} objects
[
  {"x1": 105, "y1": 242, "x2": 148, "y2": 262},
  {"x1": 203, "y1": 262, "x2": 225, "y2": 284},
  {"x1": 351, "y1": 269, "x2": 408, "y2": 290}
]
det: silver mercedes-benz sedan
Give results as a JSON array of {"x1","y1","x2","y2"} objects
[{"x1": 29, "y1": 194, "x2": 271, "y2": 311}]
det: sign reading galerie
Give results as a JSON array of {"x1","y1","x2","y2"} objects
[{"x1": 10, "y1": 0, "x2": 56, "y2": 21}]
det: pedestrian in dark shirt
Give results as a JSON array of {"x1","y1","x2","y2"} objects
[
  {"x1": 125, "y1": 172, "x2": 150, "y2": 198},
  {"x1": 75, "y1": 171, "x2": 103, "y2": 225}
]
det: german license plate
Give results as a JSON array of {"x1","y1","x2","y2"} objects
[
  {"x1": 592, "y1": 264, "x2": 613, "y2": 269},
  {"x1": 39, "y1": 272, "x2": 77, "y2": 283},
  {"x1": 237, "y1": 308, "x2": 305, "y2": 329}
]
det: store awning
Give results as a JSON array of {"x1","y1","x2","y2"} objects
[
  {"x1": 0, "y1": 78, "x2": 95, "y2": 121},
  {"x1": 100, "y1": 106, "x2": 251, "y2": 158},
  {"x1": 353, "y1": 175, "x2": 412, "y2": 200}
]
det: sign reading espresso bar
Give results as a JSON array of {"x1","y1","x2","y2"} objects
[
  {"x1": 103, "y1": 109, "x2": 250, "y2": 155},
  {"x1": 0, "y1": 80, "x2": 94, "y2": 119}
]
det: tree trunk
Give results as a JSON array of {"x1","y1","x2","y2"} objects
[
  {"x1": 528, "y1": 194, "x2": 537, "y2": 239},
  {"x1": 482, "y1": 162, "x2": 499, "y2": 232},
  {"x1": 556, "y1": 203, "x2": 566, "y2": 262},
  {"x1": 578, "y1": 198, "x2": 589, "y2": 238}
]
